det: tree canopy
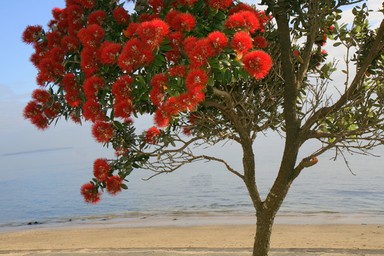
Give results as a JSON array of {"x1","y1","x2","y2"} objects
[{"x1": 23, "y1": 1, "x2": 384, "y2": 255}]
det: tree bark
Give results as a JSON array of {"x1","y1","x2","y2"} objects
[{"x1": 253, "y1": 209, "x2": 276, "y2": 256}]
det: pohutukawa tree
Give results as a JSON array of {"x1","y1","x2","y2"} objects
[{"x1": 23, "y1": 0, "x2": 384, "y2": 255}]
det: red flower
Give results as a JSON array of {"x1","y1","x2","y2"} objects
[
  {"x1": 208, "y1": 31, "x2": 228, "y2": 52},
  {"x1": 186, "y1": 87, "x2": 205, "y2": 108},
  {"x1": 165, "y1": 10, "x2": 179, "y2": 25},
  {"x1": 80, "y1": 47, "x2": 100, "y2": 77},
  {"x1": 207, "y1": 0, "x2": 232, "y2": 10},
  {"x1": 118, "y1": 38, "x2": 154, "y2": 73},
  {"x1": 23, "y1": 101, "x2": 42, "y2": 119},
  {"x1": 92, "y1": 121, "x2": 114, "y2": 143},
  {"x1": 22, "y1": 25, "x2": 43, "y2": 44},
  {"x1": 123, "y1": 23, "x2": 139, "y2": 38},
  {"x1": 45, "y1": 47, "x2": 65, "y2": 63},
  {"x1": 113, "y1": 7, "x2": 130, "y2": 25},
  {"x1": 165, "y1": 49, "x2": 182, "y2": 63},
  {"x1": 112, "y1": 75, "x2": 133, "y2": 100},
  {"x1": 150, "y1": 73, "x2": 168, "y2": 106},
  {"x1": 46, "y1": 31, "x2": 62, "y2": 49},
  {"x1": 169, "y1": 65, "x2": 187, "y2": 77},
  {"x1": 71, "y1": 113, "x2": 82, "y2": 123},
  {"x1": 137, "y1": 19, "x2": 170, "y2": 50},
  {"x1": 176, "y1": 0, "x2": 199, "y2": 7},
  {"x1": 37, "y1": 58, "x2": 64, "y2": 84},
  {"x1": 77, "y1": 0, "x2": 97, "y2": 9},
  {"x1": 44, "y1": 103, "x2": 60, "y2": 119},
  {"x1": 100, "y1": 41, "x2": 122, "y2": 64},
  {"x1": 138, "y1": 13, "x2": 160, "y2": 22},
  {"x1": 229, "y1": 3, "x2": 257, "y2": 15},
  {"x1": 83, "y1": 76, "x2": 105, "y2": 100},
  {"x1": 30, "y1": 41, "x2": 48, "y2": 67},
  {"x1": 242, "y1": 50, "x2": 273, "y2": 80},
  {"x1": 62, "y1": 73, "x2": 77, "y2": 90},
  {"x1": 154, "y1": 107, "x2": 171, "y2": 127},
  {"x1": 253, "y1": 36, "x2": 268, "y2": 49},
  {"x1": 187, "y1": 38, "x2": 215, "y2": 68},
  {"x1": 93, "y1": 158, "x2": 110, "y2": 182},
  {"x1": 149, "y1": 0, "x2": 165, "y2": 12},
  {"x1": 146, "y1": 126, "x2": 161, "y2": 144},
  {"x1": 77, "y1": 24, "x2": 105, "y2": 48},
  {"x1": 106, "y1": 176, "x2": 123, "y2": 195},
  {"x1": 168, "y1": 11, "x2": 196, "y2": 32},
  {"x1": 52, "y1": 8, "x2": 63, "y2": 21},
  {"x1": 163, "y1": 96, "x2": 182, "y2": 115},
  {"x1": 293, "y1": 50, "x2": 300, "y2": 56},
  {"x1": 80, "y1": 183, "x2": 101, "y2": 204},
  {"x1": 88, "y1": 10, "x2": 107, "y2": 25},
  {"x1": 67, "y1": 4, "x2": 84, "y2": 36},
  {"x1": 32, "y1": 89, "x2": 51, "y2": 104},
  {"x1": 31, "y1": 114, "x2": 49, "y2": 130},
  {"x1": 186, "y1": 69, "x2": 208, "y2": 91},
  {"x1": 183, "y1": 36, "x2": 198, "y2": 54},
  {"x1": 114, "y1": 100, "x2": 133, "y2": 119},
  {"x1": 225, "y1": 11, "x2": 260, "y2": 33},
  {"x1": 232, "y1": 31, "x2": 253, "y2": 55},
  {"x1": 61, "y1": 35, "x2": 80, "y2": 52},
  {"x1": 65, "y1": 89, "x2": 82, "y2": 107},
  {"x1": 83, "y1": 100, "x2": 104, "y2": 122},
  {"x1": 168, "y1": 31, "x2": 183, "y2": 48}
]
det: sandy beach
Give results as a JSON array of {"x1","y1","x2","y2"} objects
[{"x1": 1, "y1": 221, "x2": 383, "y2": 256}]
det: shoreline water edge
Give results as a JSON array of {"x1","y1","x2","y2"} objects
[{"x1": 1, "y1": 210, "x2": 383, "y2": 233}]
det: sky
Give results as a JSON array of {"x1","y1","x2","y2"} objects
[{"x1": 0, "y1": 1, "x2": 383, "y2": 180}]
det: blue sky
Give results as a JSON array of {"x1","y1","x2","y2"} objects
[{"x1": 0, "y1": 1, "x2": 114, "y2": 176}]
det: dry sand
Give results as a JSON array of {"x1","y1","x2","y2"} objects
[{"x1": 0, "y1": 223, "x2": 383, "y2": 255}]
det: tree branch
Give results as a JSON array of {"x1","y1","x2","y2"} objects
[
  {"x1": 195, "y1": 155, "x2": 244, "y2": 179},
  {"x1": 301, "y1": 19, "x2": 384, "y2": 137}
]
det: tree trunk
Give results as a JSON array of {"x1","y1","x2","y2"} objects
[{"x1": 252, "y1": 209, "x2": 276, "y2": 256}]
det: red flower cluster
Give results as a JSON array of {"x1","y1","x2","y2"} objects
[
  {"x1": 113, "y1": 6, "x2": 130, "y2": 25},
  {"x1": 87, "y1": 10, "x2": 107, "y2": 25},
  {"x1": 118, "y1": 38, "x2": 154, "y2": 73},
  {"x1": 150, "y1": 68, "x2": 208, "y2": 128},
  {"x1": 93, "y1": 158, "x2": 110, "y2": 182},
  {"x1": 149, "y1": 0, "x2": 165, "y2": 13},
  {"x1": 92, "y1": 121, "x2": 114, "y2": 143},
  {"x1": 253, "y1": 35, "x2": 268, "y2": 49},
  {"x1": 106, "y1": 176, "x2": 123, "y2": 195},
  {"x1": 242, "y1": 50, "x2": 273, "y2": 80},
  {"x1": 22, "y1": 25, "x2": 43, "y2": 44},
  {"x1": 232, "y1": 31, "x2": 253, "y2": 55},
  {"x1": 145, "y1": 126, "x2": 161, "y2": 144},
  {"x1": 166, "y1": 10, "x2": 196, "y2": 32},
  {"x1": 225, "y1": 10, "x2": 260, "y2": 33},
  {"x1": 83, "y1": 76, "x2": 105, "y2": 101},
  {"x1": 136, "y1": 19, "x2": 170, "y2": 50},
  {"x1": 100, "y1": 42, "x2": 122, "y2": 64},
  {"x1": 81, "y1": 183, "x2": 101, "y2": 203},
  {"x1": 62, "y1": 73, "x2": 82, "y2": 107},
  {"x1": 207, "y1": 0, "x2": 233, "y2": 10},
  {"x1": 23, "y1": 89, "x2": 59, "y2": 130}
]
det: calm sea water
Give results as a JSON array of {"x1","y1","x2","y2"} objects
[{"x1": 1, "y1": 134, "x2": 384, "y2": 228}]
